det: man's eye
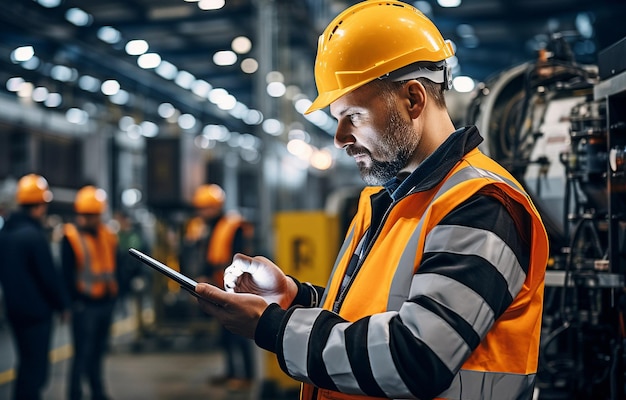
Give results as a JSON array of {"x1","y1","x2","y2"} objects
[{"x1": 349, "y1": 114, "x2": 360, "y2": 123}]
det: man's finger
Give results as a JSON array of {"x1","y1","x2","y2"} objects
[{"x1": 195, "y1": 282, "x2": 230, "y2": 308}]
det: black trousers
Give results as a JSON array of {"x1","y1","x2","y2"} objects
[
  {"x1": 8, "y1": 316, "x2": 53, "y2": 400},
  {"x1": 222, "y1": 328, "x2": 254, "y2": 380},
  {"x1": 69, "y1": 300, "x2": 115, "y2": 400}
]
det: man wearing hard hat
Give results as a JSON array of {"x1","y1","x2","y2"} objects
[
  {"x1": 61, "y1": 185, "x2": 119, "y2": 400},
  {"x1": 0, "y1": 173, "x2": 70, "y2": 400},
  {"x1": 183, "y1": 183, "x2": 255, "y2": 389},
  {"x1": 195, "y1": 2, "x2": 549, "y2": 400}
]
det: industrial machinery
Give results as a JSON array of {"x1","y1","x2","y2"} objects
[{"x1": 467, "y1": 34, "x2": 626, "y2": 399}]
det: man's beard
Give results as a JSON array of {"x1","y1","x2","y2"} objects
[{"x1": 350, "y1": 106, "x2": 420, "y2": 185}]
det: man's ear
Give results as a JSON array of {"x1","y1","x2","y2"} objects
[{"x1": 405, "y1": 80, "x2": 426, "y2": 119}]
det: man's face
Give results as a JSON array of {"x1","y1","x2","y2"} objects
[
  {"x1": 330, "y1": 82, "x2": 421, "y2": 185},
  {"x1": 198, "y1": 205, "x2": 221, "y2": 220},
  {"x1": 77, "y1": 214, "x2": 101, "y2": 231}
]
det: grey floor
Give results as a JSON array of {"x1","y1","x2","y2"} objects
[{"x1": 0, "y1": 297, "x2": 300, "y2": 400}]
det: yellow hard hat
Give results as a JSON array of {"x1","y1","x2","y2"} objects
[
  {"x1": 16, "y1": 173, "x2": 53, "y2": 205},
  {"x1": 74, "y1": 185, "x2": 107, "y2": 214},
  {"x1": 306, "y1": 0, "x2": 455, "y2": 114},
  {"x1": 192, "y1": 184, "x2": 225, "y2": 208}
]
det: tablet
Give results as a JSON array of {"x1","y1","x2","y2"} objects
[{"x1": 128, "y1": 248, "x2": 200, "y2": 298}]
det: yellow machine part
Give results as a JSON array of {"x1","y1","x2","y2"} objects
[{"x1": 263, "y1": 211, "x2": 340, "y2": 393}]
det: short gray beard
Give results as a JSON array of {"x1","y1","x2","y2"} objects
[{"x1": 359, "y1": 104, "x2": 419, "y2": 185}]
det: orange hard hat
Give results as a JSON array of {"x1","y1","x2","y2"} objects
[
  {"x1": 16, "y1": 174, "x2": 53, "y2": 205},
  {"x1": 74, "y1": 185, "x2": 108, "y2": 214},
  {"x1": 192, "y1": 184, "x2": 225, "y2": 208},
  {"x1": 306, "y1": 0, "x2": 455, "y2": 114}
]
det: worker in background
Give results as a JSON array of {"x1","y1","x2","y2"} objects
[
  {"x1": 182, "y1": 183, "x2": 255, "y2": 390},
  {"x1": 195, "y1": 1, "x2": 549, "y2": 399},
  {"x1": 111, "y1": 210, "x2": 150, "y2": 348},
  {"x1": 61, "y1": 185, "x2": 120, "y2": 400},
  {"x1": 0, "y1": 173, "x2": 70, "y2": 400}
]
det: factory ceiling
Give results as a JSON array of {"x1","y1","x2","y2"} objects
[{"x1": 0, "y1": 0, "x2": 625, "y2": 139}]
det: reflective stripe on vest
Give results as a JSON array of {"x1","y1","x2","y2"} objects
[
  {"x1": 301, "y1": 150, "x2": 548, "y2": 399},
  {"x1": 386, "y1": 165, "x2": 530, "y2": 310},
  {"x1": 438, "y1": 369, "x2": 536, "y2": 400},
  {"x1": 64, "y1": 223, "x2": 118, "y2": 299}
]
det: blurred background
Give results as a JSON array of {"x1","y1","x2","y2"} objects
[{"x1": 1, "y1": 0, "x2": 626, "y2": 399}]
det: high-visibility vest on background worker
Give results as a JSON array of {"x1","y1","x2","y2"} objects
[{"x1": 64, "y1": 223, "x2": 118, "y2": 299}]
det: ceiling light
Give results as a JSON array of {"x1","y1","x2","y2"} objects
[
  {"x1": 437, "y1": 0, "x2": 461, "y2": 7},
  {"x1": 228, "y1": 102, "x2": 249, "y2": 119},
  {"x1": 265, "y1": 71, "x2": 284, "y2": 83},
  {"x1": 44, "y1": 93, "x2": 62, "y2": 108},
  {"x1": 238, "y1": 133, "x2": 258, "y2": 150},
  {"x1": 241, "y1": 58, "x2": 258, "y2": 74},
  {"x1": 304, "y1": 110, "x2": 330, "y2": 127},
  {"x1": 32, "y1": 86, "x2": 48, "y2": 102},
  {"x1": 126, "y1": 124, "x2": 142, "y2": 139},
  {"x1": 65, "y1": 7, "x2": 92, "y2": 26},
  {"x1": 137, "y1": 53, "x2": 161, "y2": 69},
  {"x1": 36, "y1": 0, "x2": 62, "y2": 8},
  {"x1": 287, "y1": 139, "x2": 313, "y2": 160},
  {"x1": 266, "y1": 81, "x2": 286, "y2": 97},
  {"x1": 21, "y1": 56, "x2": 40, "y2": 70},
  {"x1": 6, "y1": 77, "x2": 25, "y2": 92},
  {"x1": 198, "y1": 0, "x2": 225, "y2": 11},
  {"x1": 119, "y1": 116, "x2": 135, "y2": 131},
  {"x1": 157, "y1": 103, "x2": 176, "y2": 119},
  {"x1": 155, "y1": 61, "x2": 178, "y2": 80},
  {"x1": 288, "y1": 128, "x2": 309, "y2": 142},
  {"x1": 262, "y1": 118, "x2": 282, "y2": 136},
  {"x1": 191, "y1": 80, "x2": 212, "y2": 98},
  {"x1": 294, "y1": 97, "x2": 312, "y2": 114},
  {"x1": 452, "y1": 76, "x2": 475, "y2": 93},
  {"x1": 178, "y1": 113, "x2": 197, "y2": 130},
  {"x1": 17, "y1": 82, "x2": 33, "y2": 98},
  {"x1": 101, "y1": 80, "x2": 120, "y2": 96},
  {"x1": 110, "y1": 89, "x2": 130, "y2": 105},
  {"x1": 243, "y1": 109, "x2": 263, "y2": 125},
  {"x1": 412, "y1": 1, "x2": 432, "y2": 16},
  {"x1": 174, "y1": 70, "x2": 195, "y2": 89},
  {"x1": 232, "y1": 36, "x2": 252, "y2": 54},
  {"x1": 310, "y1": 149, "x2": 333, "y2": 170},
  {"x1": 121, "y1": 189, "x2": 142, "y2": 207},
  {"x1": 98, "y1": 26, "x2": 121, "y2": 44},
  {"x1": 11, "y1": 46, "x2": 34, "y2": 63},
  {"x1": 213, "y1": 50, "x2": 237, "y2": 66},
  {"x1": 66, "y1": 108, "x2": 89, "y2": 125},
  {"x1": 216, "y1": 94, "x2": 236, "y2": 110},
  {"x1": 50, "y1": 65, "x2": 77, "y2": 82},
  {"x1": 202, "y1": 124, "x2": 230, "y2": 141},
  {"x1": 78, "y1": 75, "x2": 101, "y2": 92},
  {"x1": 208, "y1": 88, "x2": 229, "y2": 104},
  {"x1": 140, "y1": 121, "x2": 159, "y2": 137},
  {"x1": 125, "y1": 39, "x2": 149, "y2": 56}
]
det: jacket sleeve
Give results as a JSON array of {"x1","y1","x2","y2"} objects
[
  {"x1": 254, "y1": 193, "x2": 531, "y2": 399},
  {"x1": 61, "y1": 236, "x2": 79, "y2": 302},
  {"x1": 31, "y1": 229, "x2": 71, "y2": 312}
]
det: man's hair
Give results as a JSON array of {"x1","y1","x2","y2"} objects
[{"x1": 373, "y1": 77, "x2": 447, "y2": 109}]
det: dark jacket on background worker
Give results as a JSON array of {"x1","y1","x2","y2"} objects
[
  {"x1": 0, "y1": 173, "x2": 70, "y2": 400},
  {"x1": 0, "y1": 211, "x2": 69, "y2": 322}
]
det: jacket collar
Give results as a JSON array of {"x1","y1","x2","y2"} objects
[{"x1": 384, "y1": 125, "x2": 483, "y2": 201}]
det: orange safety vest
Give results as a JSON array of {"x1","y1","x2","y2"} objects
[
  {"x1": 64, "y1": 223, "x2": 119, "y2": 299},
  {"x1": 301, "y1": 148, "x2": 549, "y2": 400},
  {"x1": 185, "y1": 212, "x2": 254, "y2": 285},
  {"x1": 206, "y1": 212, "x2": 253, "y2": 266}
]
